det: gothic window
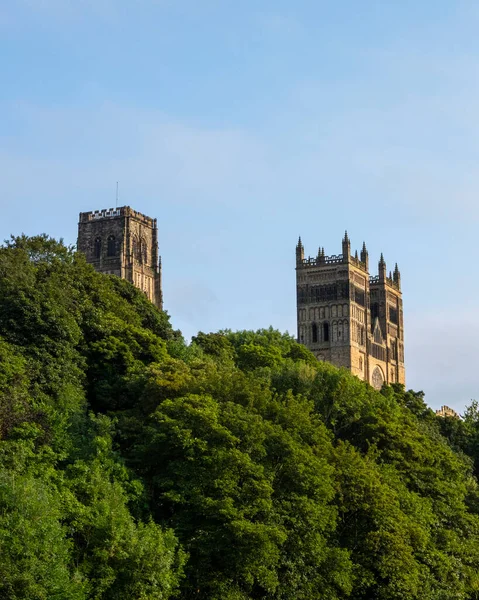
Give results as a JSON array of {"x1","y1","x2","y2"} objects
[
  {"x1": 389, "y1": 306, "x2": 398, "y2": 324},
  {"x1": 332, "y1": 321, "x2": 338, "y2": 342},
  {"x1": 312, "y1": 323, "x2": 318, "y2": 343},
  {"x1": 107, "y1": 235, "x2": 116, "y2": 257},
  {"x1": 390, "y1": 341, "x2": 397, "y2": 361},
  {"x1": 371, "y1": 366, "x2": 384, "y2": 390},
  {"x1": 94, "y1": 237, "x2": 101, "y2": 259},
  {"x1": 354, "y1": 286, "x2": 365, "y2": 307},
  {"x1": 132, "y1": 236, "x2": 142, "y2": 262},
  {"x1": 141, "y1": 239, "x2": 148, "y2": 264},
  {"x1": 323, "y1": 322, "x2": 330, "y2": 342}
]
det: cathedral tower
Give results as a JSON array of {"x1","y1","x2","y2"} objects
[
  {"x1": 77, "y1": 206, "x2": 163, "y2": 309},
  {"x1": 295, "y1": 233, "x2": 405, "y2": 389}
]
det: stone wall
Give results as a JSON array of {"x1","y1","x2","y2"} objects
[{"x1": 77, "y1": 206, "x2": 162, "y2": 309}]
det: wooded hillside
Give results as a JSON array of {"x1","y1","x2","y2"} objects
[{"x1": 1, "y1": 235, "x2": 479, "y2": 600}]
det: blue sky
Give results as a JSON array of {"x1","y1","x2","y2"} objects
[{"x1": 1, "y1": 0, "x2": 478, "y2": 412}]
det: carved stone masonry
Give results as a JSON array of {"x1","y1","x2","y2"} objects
[
  {"x1": 77, "y1": 206, "x2": 163, "y2": 310},
  {"x1": 296, "y1": 233, "x2": 405, "y2": 388}
]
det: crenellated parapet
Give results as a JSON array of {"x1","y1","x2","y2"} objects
[
  {"x1": 79, "y1": 206, "x2": 156, "y2": 227},
  {"x1": 297, "y1": 232, "x2": 369, "y2": 273}
]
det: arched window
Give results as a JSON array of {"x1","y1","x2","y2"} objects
[
  {"x1": 312, "y1": 323, "x2": 318, "y2": 343},
  {"x1": 323, "y1": 322, "x2": 330, "y2": 342},
  {"x1": 332, "y1": 321, "x2": 338, "y2": 342},
  {"x1": 107, "y1": 235, "x2": 116, "y2": 257},
  {"x1": 94, "y1": 237, "x2": 101, "y2": 259},
  {"x1": 132, "y1": 237, "x2": 139, "y2": 261},
  {"x1": 141, "y1": 239, "x2": 148, "y2": 264},
  {"x1": 371, "y1": 366, "x2": 384, "y2": 390}
]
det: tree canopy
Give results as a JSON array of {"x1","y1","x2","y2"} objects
[{"x1": 1, "y1": 234, "x2": 479, "y2": 599}]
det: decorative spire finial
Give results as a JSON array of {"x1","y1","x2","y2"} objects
[{"x1": 393, "y1": 263, "x2": 401, "y2": 287}]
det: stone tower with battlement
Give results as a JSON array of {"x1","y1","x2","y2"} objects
[
  {"x1": 77, "y1": 206, "x2": 163, "y2": 310},
  {"x1": 296, "y1": 232, "x2": 405, "y2": 389}
]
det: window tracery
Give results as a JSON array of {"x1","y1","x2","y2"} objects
[{"x1": 371, "y1": 366, "x2": 384, "y2": 390}]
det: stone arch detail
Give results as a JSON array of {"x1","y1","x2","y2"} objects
[{"x1": 371, "y1": 366, "x2": 384, "y2": 390}]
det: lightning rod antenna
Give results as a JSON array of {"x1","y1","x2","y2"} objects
[{"x1": 116, "y1": 181, "x2": 119, "y2": 208}]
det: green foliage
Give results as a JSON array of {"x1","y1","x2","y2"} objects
[
  {"x1": 0, "y1": 236, "x2": 184, "y2": 600},
  {"x1": 2, "y1": 235, "x2": 479, "y2": 599},
  {"x1": 0, "y1": 471, "x2": 85, "y2": 600}
]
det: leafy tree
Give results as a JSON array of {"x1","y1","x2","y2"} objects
[{"x1": 2, "y1": 235, "x2": 479, "y2": 600}]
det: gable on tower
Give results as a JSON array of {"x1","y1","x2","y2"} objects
[{"x1": 372, "y1": 318, "x2": 384, "y2": 344}]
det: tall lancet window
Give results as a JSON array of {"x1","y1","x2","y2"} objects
[
  {"x1": 107, "y1": 235, "x2": 116, "y2": 257},
  {"x1": 94, "y1": 238, "x2": 101, "y2": 259},
  {"x1": 323, "y1": 322, "x2": 330, "y2": 342}
]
